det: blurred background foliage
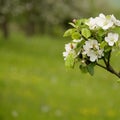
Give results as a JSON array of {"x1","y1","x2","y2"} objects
[
  {"x1": 0, "y1": 0, "x2": 120, "y2": 120},
  {"x1": 0, "y1": 0, "x2": 120, "y2": 38}
]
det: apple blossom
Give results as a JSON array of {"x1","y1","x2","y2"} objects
[
  {"x1": 96, "y1": 13, "x2": 114, "y2": 30},
  {"x1": 63, "y1": 43, "x2": 77, "y2": 60},
  {"x1": 86, "y1": 17, "x2": 98, "y2": 30},
  {"x1": 111, "y1": 15, "x2": 120, "y2": 26},
  {"x1": 105, "y1": 33, "x2": 119, "y2": 46},
  {"x1": 82, "y1": 39, "x2": 104, "y2": 62}
]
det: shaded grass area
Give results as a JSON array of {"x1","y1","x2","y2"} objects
[{"x1": 0, "y1": 33, "x2": 120, "y2": 120}]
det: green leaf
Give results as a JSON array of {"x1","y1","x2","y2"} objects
[
  {"x1": 96, "y1": 29, "x2": 106, "y2": 42},
  {"x1": 111, "y1": 27, "x2": 120, "y2": 34},
  {"x1": 104, "y1": 46, "x2": 112, "y2": 52},
  {"x1": 97, "y1": 29, "x2": 106, "y2": 36},
  {"x1": 65, "y1": 53, "x2": 75, "y2": 68},
  {"x1": 95, "y1": 35, "x2": 102, "y2": 43},
  {"x1": 81, "y1": 28, "x2": 91, "y2": 39},
  {"x1": 75, "y1": 19, "x2": 87, "y2": 26},
  {"x1": 87, "y1": 63, "x2": 95, "y2": 76},
  {"x1": 72, "y1": 32, "x2": 81, "y2": 39},
  {"x1": 75, "y1": 19, "x2": 82, "y2": 26},
  {"x1": 100, "y1": 41, "x2": 107, "y2": 48},
  {"x1": 63, "y1": 29, "x2": 75, "y2": 37},
  {"x1": 117, "y1": 79, "x2": 120, "y2": 82},
  {"x1": 116, "y1": 51, "x2": 120, "y2": 56},
  {"x1": 104, "y1": 52, "x2": 109, "y2": 59},
  {"x1": 79, "y1": 65, "x2": 88, "y2": 73},
  {"x1": 77, "y1": 39, "x2": 85, "y2": 48},
  {"x1": 69, "y1": 22, "x2": 76, "y2": 27}
]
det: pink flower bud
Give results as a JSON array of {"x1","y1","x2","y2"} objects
[{"x1": 73, "y1": 19, "x2": 76, "y2": 23}]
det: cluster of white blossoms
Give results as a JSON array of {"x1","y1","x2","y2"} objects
[
  {"x1": 92, "y1": 13, "x2": 120, "y2": 46},
  {"x1": 63, "y1": 13, "x2": 120, "y2": 77},
  {"x1": 63, "y1": 39, "x2": 104, "y2": 62},
  {"x1": 63, "y1": 13, "x2": 120, "y2": 65},
  {"x1": 86, "y1": 13, "x2": 120, "y2": 30},
  {"x1": 82, "y1": 39, "x2": 104, "y2": 62}
]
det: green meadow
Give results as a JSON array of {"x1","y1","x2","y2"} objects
[{"x1": 0, "y1": 33, "x2": 120, "y2": 120}]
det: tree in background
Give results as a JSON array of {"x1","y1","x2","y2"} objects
[
  {"x1": 0, "y1": 0, "x2": 119, "y2": 38},
  {"x1": 0, "y1": 0, "x2": 20, "y2": 38}
]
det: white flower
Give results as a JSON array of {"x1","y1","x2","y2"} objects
[
  {"x1": 105, "y1": 33, "x2": 119, "y2": 46},
  {"x1": 63, "y1": 50, "x2": 76, "y2": 60},
  {"x1": 64, "y1": 43, "x2": 76, "y2": 52},
  {"x1": 98, "y1": 49, "x2": 104, "y2": 58},
  {"x1": 82, "y1": 39, "x2": 104, "y2": 62},
  {"x1": 83, "y1": 39, "x2": 99, "y2": 53},
  {"x1": 96, "y1": 13, "x2": 113, "y2": 30},
  {"x1": 87, "y1": 50, "x2": 98, "y2": 62},
  {"x1": 85, "y1": 17, "x2": 98, "y2": 30},
  {"x1": 86, "y1": 13, "x2": 114, "y2": 30},
  {"x1": 63, "y1": 51, "x2": 69, "y2": 60},
  {"x1": 63, "y1": 43, "x2": 77, "y2": 60},
  {"x1": 111, "y1": 15, "x2": 120, "y2": 26}
]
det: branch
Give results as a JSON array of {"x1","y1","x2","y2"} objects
[
  {"x1": 102, "y1": 50, "x2": 112, "y2": 68},
  {"x1": 103, "y1": 58, "x2": 108, "y2": 67},
  {"x1": 106, "y1": 64, "x2": 120, "y2": 78},
  {"x1": 107, "y1": 50, "x2": 112, "y2": 66},
  {"x1": 96, "y1": 63, "x2": 107, "y2": 70},
  {"x1": 97, "y1": 61, "x2": 120, "y2": 78},
  {"x1": 101, "y1": 51, "x2": 120, "y2": 78}
]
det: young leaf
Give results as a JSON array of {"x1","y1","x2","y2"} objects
[
  {"x1": 79, "y1": 65, "x2": 88, "y2": 73},
  {"x1": 111, "y1": 27, "x2": 120, "y2": 34},
  {"x1": 104, "y1": 46, "x2": 112, "y2": 52},
  {"x1": 81, "y1": 28, "x2": 91, "y2": 39},
  {"x1": 75, "y1": 20, "x2": 82, "y2": 27},
  {"x1": 100, "y1": 41, "x2": 107, "y2": 49},
  {"x1": 63, "y1": 29, "x2": 75, "y2": 37},
  {"x1": 69, "y1": 22, "x2": 76, "y2": 27},
  {"x1": 65, "y1": 52, "x2": 75, "y2": 68},
  {"x1": 77, "y1": 39, "x2": 85, "y2": 48},
  {"x1": 72, "y1": 32, "x2": 81, "y2": 39},
  {"x1": 75, "y1": 19, "x2": 87, "y2": 27},
  {"x1": 87, "y1": 63, "x2": 95, "y2": 76},
  {"x1": 117, "y1": 79, "x2": 120, "y2": 82},
  {"x1": 116, "y1": 51, "x2": 120, "y2": 56},
  {"x1": 97, "y1": 29, "x2": 106, "y2": 37}
]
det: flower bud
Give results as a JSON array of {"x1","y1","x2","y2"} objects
[{"x1": 73, "y1": 19, "x2": 76, "y2": 23}]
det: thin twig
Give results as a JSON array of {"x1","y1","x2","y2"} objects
[
  {"x1": 108, "y1": 50, "x2": 112, "y2": 66},
  {"x1": 96, "y1": 63, "x2": 107, "y2": 70},
  {"x1": 103, "y1": 58, "x2": 108, "y2": 67},
  {"x1": 107, "y1": 64, "x2": 120, "y2": 78},
  {"x1": 102, "y1": 51, "x2": 120, "y2": 78},
  {"x1": 96, "y1": 62, "x2": 120, "y2": 78}
]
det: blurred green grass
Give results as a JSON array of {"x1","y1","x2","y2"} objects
[{"x1": 0, "y1": 33, "x2": 120, "y2": 120}]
